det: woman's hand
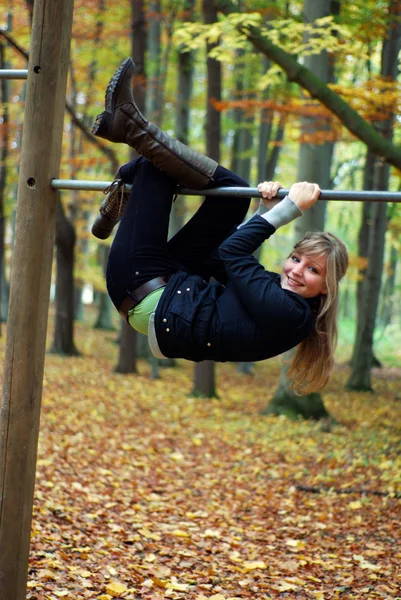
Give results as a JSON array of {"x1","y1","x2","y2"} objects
[
  {"x1": 288, "y1": 182, "x2": 321, "y2": 211},
  {"x1": 257, "y1": 180, "x2": 283, "y2": 209}
]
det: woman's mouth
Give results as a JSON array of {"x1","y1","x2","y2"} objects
[{"x1": 287, "y1": 276, "x2": 303, "y2": 287}]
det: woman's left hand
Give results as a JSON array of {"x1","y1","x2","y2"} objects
[{"x1": 257, "y1": 180, "x2": 283, "y2": 209}]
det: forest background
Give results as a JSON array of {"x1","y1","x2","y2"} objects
[{"x1": 0, "y1": 0, "x2": 401, "y2": 598}]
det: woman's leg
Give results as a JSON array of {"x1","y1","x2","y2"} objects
[
  {"x1": 167, "y1": 166, "x2": 251, "y2": 282},
  {"x1": 106, "y1": 158, "x2": 184, "y2": 311},
  {"x1": 92, "y1": 58, "x2": 217, "y2": 190}
]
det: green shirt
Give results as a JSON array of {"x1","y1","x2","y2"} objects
[{"x1": 127, "y1": 287, "x2": 166, "y2": 335}]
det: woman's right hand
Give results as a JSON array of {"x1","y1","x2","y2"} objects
[
  {"x1": 288, "y1": 182, "x2": 321, "y2": 211},
  {"x1": 257, "y1": 180, "x2": 283, "y2": 209}
]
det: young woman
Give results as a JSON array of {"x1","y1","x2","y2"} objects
[{"x1": 91, "y1": 58, "x2": 349, "y2": 394}]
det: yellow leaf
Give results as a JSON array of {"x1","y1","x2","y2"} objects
[
  {"x1": 77, "y1": 569, "x2": 92, "y2": 578},
  {"x1": 204, "y1": 528, "x2": 221, "y2": 538},
  {"x1": 37, "y1": 569, "x2": 57, "y2": 580},
  {"x1": 171, "y1": 529, "x2": 191, "y2": 538},
  {"x1": 285, "y1": 539, "x2": 306, "y2": 552},
  {"x1": 348, "y1": 500, "x2": 362, "y2": 510},
  {"x1": 229, "y1": 551, "x2": 242, "y2": 563},
  {"x1": 243, "y1": 560, "x2": 267, "y2": 572},
  {"x1": 277, "y1": 581, "x2": 297, "y2": 592},
  {"x1": 353, "y1": 554, "x2": 381, "y2": 571},
  {"x1": 210, "y1": 595, "x2": 227, "y2": 600},
  {"x1": 106, "y1": 580, "x2": 128, "y2": 596},
  {"x1": 139, "y1": 528, "x2": 161, "y2": 541},
  {"x1": 144, "y1": 553, "x2": 157, "y2": 562},
  {"x1": 166, "y1": 581, "x2": 189, "y2": 591}
]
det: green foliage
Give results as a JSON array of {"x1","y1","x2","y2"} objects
[{"x1": 174, "y1": 13, "x2": 352, "y2": 65}]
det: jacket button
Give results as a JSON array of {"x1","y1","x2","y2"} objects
[
  {"x1": 186, "y1": 288, "x2": 190, "y2": 291},
  {"x1": 177, "y1": 290, "x2": 182, "y2": 294},
  {"x1": 166, "y1": 328, "x2": 170, "y2": 332},
  {"x1": 163, "y1": 318, "x2": 167, "y2": 323},
  {"x1": 207, "y1": 342, "x2": 211, "y2": 347}
]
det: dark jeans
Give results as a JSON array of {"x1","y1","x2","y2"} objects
[{"x1": 106, "y1": 157, "x2": 251, "y2": 311}]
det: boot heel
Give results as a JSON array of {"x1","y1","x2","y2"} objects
[
  {"x1": 91, "y1": 214, "x2": 117, "y2": 239},
  {"x1": 91, "y1": 111, "x2": 112, "y2": 138}
]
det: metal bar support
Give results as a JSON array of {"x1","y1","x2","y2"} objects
[
  {"x1": 0, "y1": 69, "x2": 28, "y2": 79},
  {"x1": 51, "y1": 179, "x2": 401, "y2": 202}
]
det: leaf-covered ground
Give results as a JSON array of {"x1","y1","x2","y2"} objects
[{"x1": 7, "y1": 321, "x2": 400, "y2": 599}]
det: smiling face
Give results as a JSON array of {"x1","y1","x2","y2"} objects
[{"x1": 281, "y1": 251, "x2": 328, "y2": 298}]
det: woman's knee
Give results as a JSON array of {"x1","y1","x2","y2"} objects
[
  {"x1": 212, "y1": 165, "x2": 250, "y2": 189},
  {"x1": 119, "y1": 157, "x2": 167, "y2": 183}
]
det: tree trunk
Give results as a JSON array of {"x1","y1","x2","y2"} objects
[
  {"x1": 51, "y1": 198, "x2": 80, "y2": 355},
  {"x1": 257, "y1": 56, "x2": 273, "y2": 180},
  {"x1": 263, "y1": 0, "x2": 335, "y2": 419},
  {"x1": 116, "y1": 0, "x2": 148, "y2": 374},
  {"x1": 175, "y1": 0, "x2": 195, "y2": 146},
  {"x1": 192, "y1": 360, "x2": 218, "y2": 398},
  {"x1": 131, "y1": 0, "x2": 147, "y2": 114},
  {"x1": 94, "y1": 245, "x2": 115, "y2": 330},
  {"x1": 192, "y1": 0, "x2": 221, "y2": 399},
  {"x1": 146, "y1": 0, "x2": 162, "y2": 122},
  {"x1": 346, "y1": 200, "x2": 387, "y2": 390},
  {"x1": 379, "y1": 239, "x2": 398, "y2": 328},
  {"x1": 94, "y1": 292, "x2": 115, "y2": 330},
  {"x1": 349, "y1": 154, "x2": 373, "y2": 368},
  {"x1": 0, "y1": 40, "x2": 9, "y2": 334},
  {"x1": 161, "y1": 0, "x2": 197, "y2": 369},
  {"x1": 346, "y1": 0, "x2": 401, "y2": 390},
  {"x1": 116, "y1": 319, "x2": 138, "y2": 374},
  {"x1": 262, "y1": 362, "x2": 329, "y2": 420},
  {"x1": 265, "y1": 112, "x2": 287, "y2": 180}
]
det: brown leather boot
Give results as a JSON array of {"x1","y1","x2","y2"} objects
[
  {"x1": 91, "y1": 171, "x2": 130, "y2": 239},
  {"x1": 91, "y1": 58, "x2": 217, "y2": 190}
]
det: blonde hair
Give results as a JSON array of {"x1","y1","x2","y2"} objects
[{"x1": 287, "y1": 231, "x2": 349, "y2": 394}]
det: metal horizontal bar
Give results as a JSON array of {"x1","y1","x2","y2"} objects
[
  {"x1": 51, "y1": 179, "x2": 401, "y2": 202},
  {"x1": 0, "y1": 69, "x2": 28, "y2": 79},
  {"x1": 52, "y1": 179, "x2": 113, "y2": 191}
]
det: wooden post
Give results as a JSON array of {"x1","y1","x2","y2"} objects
[{"x1": 0, "y1": 1, "x2": 74, "y2": 598}]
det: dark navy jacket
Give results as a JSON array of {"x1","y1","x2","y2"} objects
[{"x1": 154, "y1": 215, "x2": 318, "y2": 362}]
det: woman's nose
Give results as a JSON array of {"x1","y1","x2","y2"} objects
[{"x1": 292, "y1": 263, "x2": 303, "y2": 274}]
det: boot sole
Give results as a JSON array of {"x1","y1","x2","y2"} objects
[{"x1": 91, "y1": 57, "x2": 135, "y2": 137}]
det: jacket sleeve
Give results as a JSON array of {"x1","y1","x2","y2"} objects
[{"x1": 218, "y1": 213, "x2": 312, "y2": 332}]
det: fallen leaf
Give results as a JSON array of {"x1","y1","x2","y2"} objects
[
  {"x1": 243, "y1": 560, "x2": 267, "y2": 572},
  {"x1": 106, "y1": 580, "x2": 128, "y2": 596}
]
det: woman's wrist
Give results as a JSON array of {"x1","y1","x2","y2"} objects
[{"x1": 260, "y1": 195, "x2": 303, "y2": 229}]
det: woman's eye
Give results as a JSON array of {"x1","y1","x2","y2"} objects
[
  {"x1": 291, "y1": 255, "x2": 299, "y2": 262},
  {"x1": 309, "y1": 267, "x2": 318, "y2": 274}
]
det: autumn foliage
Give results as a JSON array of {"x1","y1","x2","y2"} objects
[{"x1": 12, "y1": 320, "x2": 399, "y2": 599}]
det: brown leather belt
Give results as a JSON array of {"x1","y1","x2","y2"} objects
[{"x1": 119, "y1": 276, "x2": 168, "y2": 321}]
